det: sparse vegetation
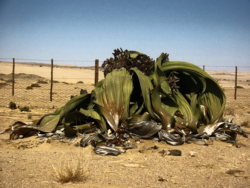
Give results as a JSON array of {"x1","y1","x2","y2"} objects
[
  {"x1": 224, "y1": 107, "x2": 235, "y2": 116},
  {"x1": 77, "y1": 81, "x2": 84, "y2": 84},
  {"x1": 26, "y1": 86, "x2": 33, "y2": 90},
  {"x1": 9, "y1": 101, "x2": 17, "y2": 109},
  {"x1": 52, "y1": 157, "x2": 88, "y2": 183},
  {"x1": 62, "y1": 82, "x2": 69, "y2": 84},
  {"x1": 236, "y1": 85, "x2": 244, "y2": 89},
  {"x1": 37, "y1": 79, "x2": 48, "y2": 84},
  {"x1": 31, "y1": 83, "x2": 41, "y2": 87},
  {"x1": 53, "y1": 80, "x2": 60, "y2": 83},
  {"x1": 20, "y1": 106, "x2": 30, "y2": 112}
]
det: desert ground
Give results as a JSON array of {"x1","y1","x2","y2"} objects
[{"x1": 0, "y1": 61, "x2": 250, "y2": 188}]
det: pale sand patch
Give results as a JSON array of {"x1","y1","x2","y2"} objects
[{"x1": 0, "y1": 62, "x2": 104, "y2": 84}]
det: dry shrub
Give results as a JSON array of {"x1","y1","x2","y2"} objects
[
  {"x1": 9, "y1": 101, "x2": 17, "y2": 109},
  {"x1": 224, "y1": 107, "x2": 235, "y2": 116},
  {"x1": 240, "y1": 121, "x2": 250, "y2": 128},
  {"x1": 37, "y1": 79, "x2": 48, "y2": 84},
  {"x1": 26, "y1": 86, "x2": 33, "y2": 90},
  {"x1": 52, "y1": 155, "x2": 88, "y2": 184},
  {"x1": 20, "y1": 106, "x2": 30, "y2": 112},
  {"x1": 236, "y1": 85, "x2": 244, "y2": 89},
  {"x1": 31, "y1": 83, "x2": 41, "y2": 87}
]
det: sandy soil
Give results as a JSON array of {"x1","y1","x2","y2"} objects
[{"x1": 0, "y1": 62, "x2": 250, "y2": 188}]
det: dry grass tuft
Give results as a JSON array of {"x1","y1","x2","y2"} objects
[{"x1": 52, "y1": 156, "x2": 88, "y2": 184}]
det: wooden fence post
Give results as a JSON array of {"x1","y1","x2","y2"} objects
[
  {"x1": 95, "y1": 59, "x2": 99, "y2": 86},
  {"x1": 50, "y1": 58, "x2": 53, "y2": 101},
  {"x1": 12, "y1": 58, "x2": 15, "y2": 96},
  {"x1": 203, "y1": 65, "x2": 205, "y2": 71},
  {"x1": 234, "y1": 66, "x2": 237, "y2": 100}
]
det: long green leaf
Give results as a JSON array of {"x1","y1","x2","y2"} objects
[
  {"x1": 80, "y1": 108, "x2": 107, "y2": 132},
  {"x1": 94, "y1": 69, "x2": 133, "y2": 131},
  {"x1": 152, "y1": 84, "x2": 175, "y2": 130},
  {"x1": 37, "y1": 94, "x2": 91, "y2": 132},
  {"x1": 130, "y1": 67, "x2": 158, "y2": 120}
]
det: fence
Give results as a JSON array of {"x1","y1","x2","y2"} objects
[
  {"x1": 0, "y1": 58, "x2": 103, "y2": 109},
  {"x1": 0, "y1": 58, "x2": 250, "y2": 112},
  {"x1": 200, "y1": 65, "x2": 250, "y2": 117}
]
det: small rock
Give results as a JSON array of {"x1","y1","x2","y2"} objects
[
  {"x1": 158, "y1": 176, "x2": 167, "y2": 182},
  {"x1": 189, "y1": 151, "x2": 196, "y2": 157},
  {"x1": 170, "y1": 179, "x2": 177, "y2": 184},
  {"x1": 28, "y1": 174, "x2": 34, "y2": 178},
  {"x1": 170, "y1": 150, "x2": 181, "y2": 156},
  {"x1": 104, "y1": 169, "x2": 113, "y2": 173}
]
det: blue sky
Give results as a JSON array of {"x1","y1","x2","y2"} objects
[{"x1": 0, "y1": 0, "x2": 250, "y2": 70}]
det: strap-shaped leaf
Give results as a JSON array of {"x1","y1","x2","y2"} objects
[
  {"x1": 152, "y1": 84, "x2": 175, "y2": 130},
  {"x1": 161, "y1": 60, "x2": 226, "y2": 129},
  {"x1": 80, "y1": 108, "x2": 107, "y2": 132},
  {"x1": 94, "y1": 69, "x2": 133, "y2": 131},
  {"x1": 130, "y1": 67, "x2": 158, "y2": 120},
  {"x1": 37, "y1": 94, "x2": 91, "y2": 132}
]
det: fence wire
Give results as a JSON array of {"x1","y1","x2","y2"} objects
[{"x1": 0, "y1": 60, "x2": 249, "y2": 113}]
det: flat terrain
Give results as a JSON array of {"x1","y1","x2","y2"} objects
[{"x1": 0, "y1": 62, "x2": 250, "y2": 188}]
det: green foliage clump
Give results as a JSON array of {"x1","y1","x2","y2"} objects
[
  {"x1": 20, "y1": 106, "x2": 30, "y2": 112},
  {"x1": 9, "y1": 101, "x2": 17, "y2": 110}
]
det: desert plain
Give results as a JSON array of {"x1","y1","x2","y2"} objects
[{"x1": 0, "y1": 61, "x2": 250, "y2": 188}]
